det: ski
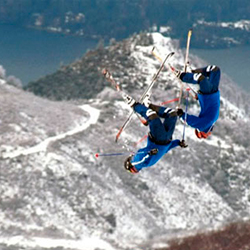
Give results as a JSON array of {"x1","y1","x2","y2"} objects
[
  {"x1": 102, "y1": 68, "x2": 121, "y2": 91},
  {"x1": 178, "y1": 28, "x2": 192, "y2": 108},
  {"x1": 114, "y1": 51, "x2": 174, "y2": 142},
  {"x1": 184, "y1": 29, "x2": 192, "y2": 73}
]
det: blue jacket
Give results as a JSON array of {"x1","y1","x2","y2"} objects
[
  {"x1": 182, "y1": 91, "x2": 220, "y2": 133},
  {"x1": 180, "y1": 70, "x2": 220, "y2": 133},
  {"x1": 131, "y1": 137, "x2": 180, "y2": 172}
]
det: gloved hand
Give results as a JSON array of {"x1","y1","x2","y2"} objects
[
  {"x1": 170, "y1": 65, "x2": 182, "y2": 79},
  {"x1": 174, "y1": 69, "x2": 182, "y2": 78},
  {"x1": 179, "y1": 140, "x2": 188, "y2": 148},
  {"x1": 169, "y1": 108, "x2": 184, "y2": 117},
  {"x1": 177, "y1": 108, "x2": 184, "y2": 116},
  {"x1": 142, "y1": 93, "x2": 151, "y2": 108},
  {"x1": 122, "y1": 93, "x2": 136, "y2": 107}
]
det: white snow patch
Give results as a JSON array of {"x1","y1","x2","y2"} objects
[
  {"x1": 175, "y1": 123, "x2": 240, "y2": 151},
  {"x1": 1, "y1": 186, "x2": 19, "y2": 199},
  {"x1": 19, "y1": 111, "x2": 32, "y2": 120},
  {"x1": 159, "y1": 26, "x2": 171, "y2": 33},
  {"x1": 8, "y1": 123, "x2": 22, "y2": 132},
  {"x1": 222, "y1": 37, "x2": 241, "y2": 45},
  {"x1": 0, "y1": 79, "x2": 6, "y2": 85},
  {"x1": 152, "y1": 32, "x2": 173, "y2": 48},
  {"x1": 115, "y1": 100, "x2": 131, "y2": 111},
  {"x1": 201, "y1": 134, "x2": 230, "y2": 149},
  {"x1": 0, "y1": 236, "x2": 116, "y2": 250},
  {"x1": 221, "y1": 96, "x2": 247, "y2": 121}
]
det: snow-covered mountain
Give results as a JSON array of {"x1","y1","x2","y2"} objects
[{"x1": 0, "y1": 33, "x2": 250, "y2": 250}]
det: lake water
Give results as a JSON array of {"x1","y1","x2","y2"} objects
[
  {"x1": 0, "y1": 24, "x2": 98, "y2": 85},
  {"x1": 192, "y1": 46, "x2": 250, "y2": 93}
]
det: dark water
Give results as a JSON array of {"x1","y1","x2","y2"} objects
[
  {"x1": 192, "y1": 46, "x2": 250, "y2": 93},
  {"x1": 0, "y1": 24, "x2": 98, "y2": 85}
]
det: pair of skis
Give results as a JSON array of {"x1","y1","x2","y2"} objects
[
  {"x1": 103, "y1": 51, "x2": 174, "y2": 142},
  {"x1": 151, "y1": 29, "x2": 193, "y2": 141}
]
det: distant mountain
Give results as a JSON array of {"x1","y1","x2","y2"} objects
[
  {"x1": 1, "y1": 32, "x2": 250, "y2": 250},
  {"x1": 1, "y1": 0, "x2": 250, "y2": 48}
]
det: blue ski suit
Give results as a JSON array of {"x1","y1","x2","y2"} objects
[
  {"x1": 130, "y1": 104, "x2": 180, "y2": 172},
  {"x1": 180, "y1": 65, "x2": 221, "y2": 133}
]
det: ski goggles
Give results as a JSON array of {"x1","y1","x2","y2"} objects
[{"x1": 195, "y1": 128, "x2": 212, "y2": 139}]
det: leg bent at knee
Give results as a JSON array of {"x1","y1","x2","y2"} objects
[{"x1": 146, "y1": 109, "x2": 158, "y2": 120}]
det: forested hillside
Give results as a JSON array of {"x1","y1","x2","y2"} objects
[{"x1": 1, "y1": 0, "x2": 250, "y2": 48}]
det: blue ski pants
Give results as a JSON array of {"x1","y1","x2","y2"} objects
[{"x1": 134, "y1": 104, "x2": 177, "y2": 143}]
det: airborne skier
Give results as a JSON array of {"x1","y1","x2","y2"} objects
[
  {"x1": 102, "y1": 51, "x2": 188, "y2": 174},
  {"x1": 173, "y1": 65, "x2": 221, "y2": 139},
  {"x1": 122, "y1": 93, "x2": 187, "y2": 173}
]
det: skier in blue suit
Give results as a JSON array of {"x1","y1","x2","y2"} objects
[
  {"x1": 122, "y1": 94, "x2": 187, "y2": 173},
  {"x1": 174, "y1": 65, "x2": 221, "y2": 139}
]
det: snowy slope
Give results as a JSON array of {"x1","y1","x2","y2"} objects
[{"x1": 0, "y1": 33, "x2": 249, "y2": 250}]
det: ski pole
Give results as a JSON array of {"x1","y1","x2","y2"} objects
[
  {"x1": 133, "y1": 134, "x2": 148, "y2": 147},
  {"x1": 182, "y1": 89, "x2": 189, "y2": 141},
  {"x1": 95, "y1": 150, "x2": 153, "y2": 158},
  {"x1": 184, "y1": 29, "x2": 192, "y2": 73},
  {"x1": 160, "y1": 97, "x2": 179, "y2": 105},
  {"x1": 95, "y1": 152, "x2": 131, "y2": 158}
]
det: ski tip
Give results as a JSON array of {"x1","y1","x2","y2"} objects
[
  {"x1": 115, "y1": 134, "x2": 121, "y2": 143},
  {"x1": 102, "y1": 68, "x2": 108, "y2": 76},
  {"x1": 115, "y1": 129, "x2": 123, "y2": 143}
]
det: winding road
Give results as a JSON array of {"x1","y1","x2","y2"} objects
[{"x1": 2, "y1": 104, "x2": 100, "y2": 159}]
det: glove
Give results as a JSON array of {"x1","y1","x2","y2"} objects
[
  {"x1": 142, "y1": 93, "x2": 151, "y2": 108},
  {"x1": 179, "y1": 140, "x2": 188, "y2": 148},
  {"x1": 177, "y1": 108, "x2": 184, "y2": 116},
  {"x1": 174, "y1": 69, "x2": 182, "y2": 78},
  {"x1": 122, "y1": 93, "x2": 136, "y2": 107},
  {"x1": 170, "y1": 65, "x2": 182, "y2": 79},
  {"x1": 149, "y1": 148, "x2": 158, "y2": 155},
  {"x1": 169, "y1": 108, "x2": 184, "y2": 117}
]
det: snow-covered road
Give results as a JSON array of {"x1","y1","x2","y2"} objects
[{"x1": 2, "y1": 104, "x2": 100, "y2": 159}]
